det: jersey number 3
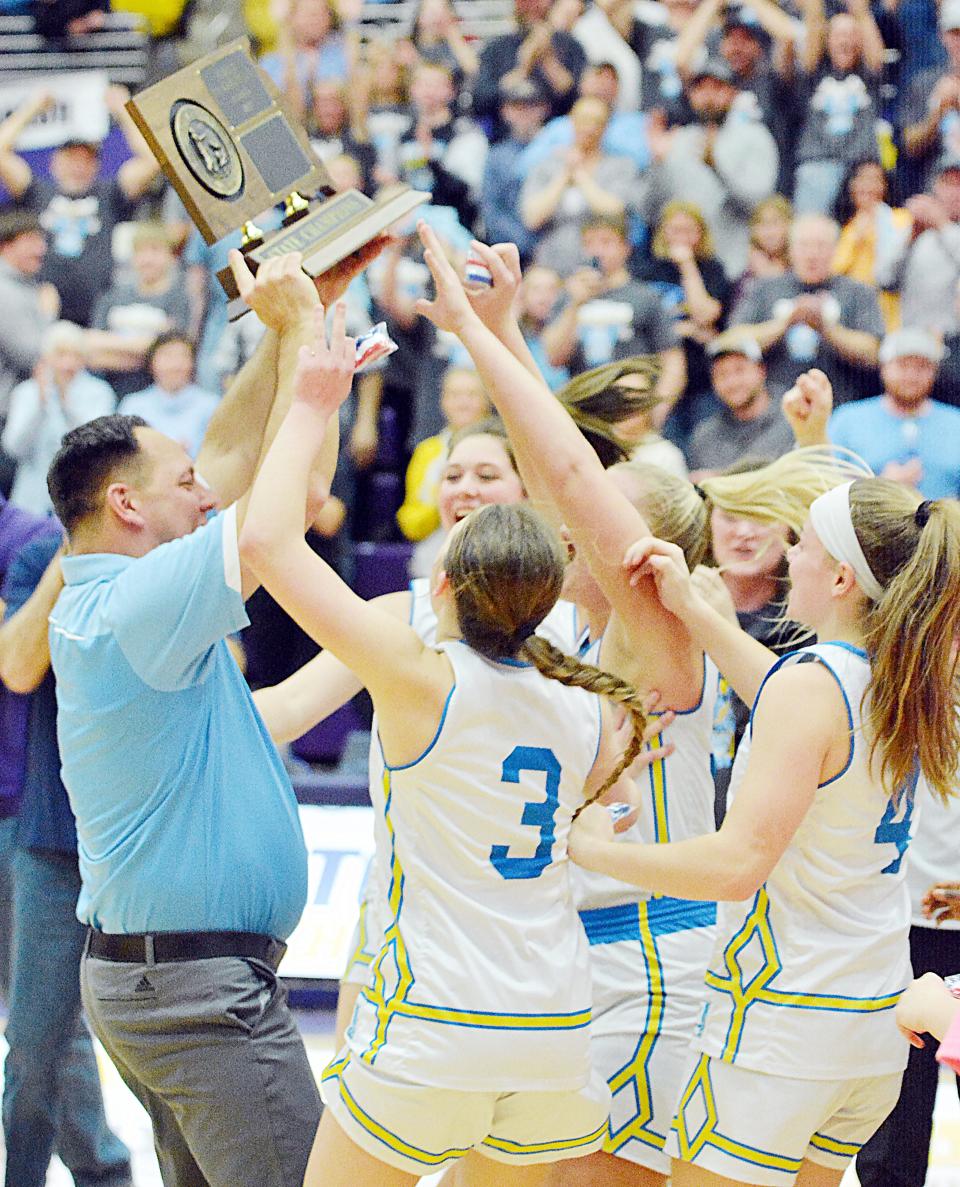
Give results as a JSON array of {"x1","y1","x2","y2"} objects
[{"x1": 490, "y1": 746, "x2": 561, "y2": 881}]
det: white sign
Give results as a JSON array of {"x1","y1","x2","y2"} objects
[
  {"x1": 282, "y1": 804, "x2": 376, "y2": 981},
  {"x1": 0, "y1": 72, "x2": 110, "y2": 151}
]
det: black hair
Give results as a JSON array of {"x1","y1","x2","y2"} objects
[
  {"x1": 145, "y1": 331, "x2": 195, "y2": 376},
  {"x1": 47, "y1": 414, "x2": 149, "y2": 533}
]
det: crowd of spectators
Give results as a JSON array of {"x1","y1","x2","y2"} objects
[{"x1": 1, "y1": 0, "x2": 960, "y2": 664}]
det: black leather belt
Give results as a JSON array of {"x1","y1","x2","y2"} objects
[{"x1": 86, "y1": 928, "x2": 287, "y2": 971}]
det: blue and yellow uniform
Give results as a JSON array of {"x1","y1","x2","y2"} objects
[{"x1": 666, "y1": 642, "x2": 915, "y2": 1184}]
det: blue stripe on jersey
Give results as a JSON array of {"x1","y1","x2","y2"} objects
[
  {"x1": 380, "y1": 679, "x2": 457, "y2": 771},
  {"x1": 579, "y1": 898, "x2": 717, "y2": 945}
]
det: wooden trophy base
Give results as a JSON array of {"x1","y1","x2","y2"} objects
[{"x1": 217, "y1": 184, "x2": 430, "y2": 319}]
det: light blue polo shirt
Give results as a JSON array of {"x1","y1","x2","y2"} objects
[
  {"x1": 829, "y1": 397, "x2": 960, "y2": 499},
  {"x1": 49, "y1": 506, "x2": 307, "y2": 938}
]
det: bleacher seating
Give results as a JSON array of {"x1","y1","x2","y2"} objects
[{"x1": 0, "y1": 11, "x2": 150, "y2": 85}]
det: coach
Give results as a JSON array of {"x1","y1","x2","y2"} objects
[{"x1": 44, "y1": 248, "x2": 372, "y2": 1187}]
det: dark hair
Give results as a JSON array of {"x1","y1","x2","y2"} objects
[
  {"x1": 0, "y1": 206, "x2": 43, "y2": 248},
  {"x1": 446, "y1": 502, "x2": 650, "y2": 802},
  {"x1": 557, "y1": 356, "x2": 662, "y2": 467},
  {"x1": 146, "y1": 331, "x2": 195, "y2": 376},
  {"x1": 835, "y1": 158, "x2": 893, "y2": 224},
  {"x1": 447, "y1": 415, "x2": 520, "y2": 475},
  {"x1": 47, "y1": 414, "x2": 149, "y2": 533}
]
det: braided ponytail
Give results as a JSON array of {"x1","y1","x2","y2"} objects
[{"x1": 522, "y1": 635, "x2": 648, "y2": 818}]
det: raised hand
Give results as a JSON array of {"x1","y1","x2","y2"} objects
[
  {"x1": 415, "y1": 220, "x2": 481, "y2": 335},
  {"x1": 228, "y1": 250, "x2": 319, "y2": 332},
  {"x1": 463, "y1": 239, "x2": 522, "y2": 335},
  {"x1": 293, "y1": 303, "x2": 357, "y2": 418},
  {"x1": 922, "y1": 882, "x2": 960, "y2": 924},
  {"x1": 782, "y1": 368, "x2": 833, "y2": 446},
  {"x1": 623, "y1": 536, "x2": 699, "y2": 622}
]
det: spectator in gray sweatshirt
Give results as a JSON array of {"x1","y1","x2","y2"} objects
[
  {"x1": 640, "y1": 57, "x2": 779, "y2": 280},
  {"x1": 887, "y1": 154, "x2": 960, "y2": 336}
]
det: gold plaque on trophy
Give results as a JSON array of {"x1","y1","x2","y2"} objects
[{"x1": 126, "y1": 38, "x2": 429, "y2": 316}]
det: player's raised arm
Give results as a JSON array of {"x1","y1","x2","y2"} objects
[
  {"x1": 414, "y1": 220, "x2": 700, "y2": 706},
  {"x1": 238, "y1": 304, "x2": 443, "y2": 723}
]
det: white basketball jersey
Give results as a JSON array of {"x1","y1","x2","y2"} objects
[
  {"x1": 574, "y1": 654, "x2": 721, "y2": 912},
  {"x1": 697, "y1": 643, "x2": 915, "y2": 1081},
  {"x1": 350, "y1": 581, "x2": 587, "y2": 968},
  {"x1": 408, "y1": 576, "x2": 583, "y2": 652},
  {"x1": 348, "y1": 640, "x2": 602, "y2": 1092}
]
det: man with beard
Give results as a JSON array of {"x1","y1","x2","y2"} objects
[
  {"x1": 640, "y1": 57, "x2": 779, "y2": 279},
  {"x1": 685, "y1": 335, "x2": 793, "y2": 476}
]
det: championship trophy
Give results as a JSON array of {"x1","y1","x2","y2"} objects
[{"x1": 126, "y1": 39, "x2": 430, "y2": 318}]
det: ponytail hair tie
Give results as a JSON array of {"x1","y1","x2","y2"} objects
[
  {"x1": 693, "y1": 483, "x2": 708, "y2": 501},
  {"x1": 915, "y1": 500, "x2": 933, "y2": 529},
  {"x1": 510, "y1": 621, "x2": 539, "y2": 651}
]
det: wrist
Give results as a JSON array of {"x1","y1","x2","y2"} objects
[{"x1": 288, "y1": 399, "x2": 334, "y2": 431}]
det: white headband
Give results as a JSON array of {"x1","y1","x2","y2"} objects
[{"x1": 809, "y1": 482, "x2": 885, "y2": 602}]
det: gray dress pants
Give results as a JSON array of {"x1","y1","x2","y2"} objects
[{"x1": 80, "y1": 948, "x2": 322, "y2": 1187}]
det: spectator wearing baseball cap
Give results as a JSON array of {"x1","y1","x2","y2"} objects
[
  {"x1": 640, "y1": 54, "x2": 779, "y2": 280},
  {"x1": 684, "y1": 334, "x2": 795, "y2": 475},
  {"x1": 829, "y1": 328, "x2": 960, "y2": 498},
  {"x1": 0, "y1": 209, "x2": 58, "y2": 497},
  {"x1": 0, "y1": 85, "x2": 160, "y2": 327},
  {"x1": 480, "y1": 78, "x2": 551, "y2": 260},
  {"x1": 673, "y1": 0, "x2": 798, "y2": 173},
  {"x1": 898, "y1": 0, "x2": 960, "y2": 194}
]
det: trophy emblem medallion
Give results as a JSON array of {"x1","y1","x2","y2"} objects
[{"x1": 170, "y1": 100, "x2": 244, "y2": 199}]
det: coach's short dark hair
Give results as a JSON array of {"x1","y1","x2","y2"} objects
[{"x1": 47, "y1": 414, "x2": 149, "y2": 533}]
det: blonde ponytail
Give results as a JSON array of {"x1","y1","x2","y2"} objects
[
  {"x1": 522, "y1": 635, "x2": 648, "y2": 815},
  {"x1": 702, "y1": 446, "x2": 874, "y2": 536}
]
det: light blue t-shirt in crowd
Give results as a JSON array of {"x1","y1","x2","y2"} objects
[
  {"x1": 829, "y1": 396, "x2": 960, "y2": 499},
  {"x1": 49, "y1": 506, "x2": 308, "y2": 938},
  {"x1": 118, "y1": 383, "x2": 220, "y2": 459}
]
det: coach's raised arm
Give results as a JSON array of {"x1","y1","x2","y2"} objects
[{"x1": 42, "y1": 253, "x2": 345, "y2": 1187}]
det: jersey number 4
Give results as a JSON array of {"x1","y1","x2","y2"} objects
[
  {"x1": 490, "y1": 746, "x2": 561, "y2": 880},
  {"x1": 873, "y1": 762, "x2": 919, "y2": 875}
]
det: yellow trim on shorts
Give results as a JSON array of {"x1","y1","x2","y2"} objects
[
  {"x1": 482, "y1": 1120, "x2": 608, "y2": 1156},
  {"x1": 322, "y1": 1054, "x2": 473, "y2": 1167},
  {"x1": 809, "y1": 1132, "x2": 861, "y2": 1158},
  {"x1": 645, "y1": 729, "x2": 670, "y2": 845},
  {"x1": 671, "y1": 1054, "x2": 804, "y2": 1175},
  {"x1": 604, "y1": 902, "x2": 668, "y2": 1154}
]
